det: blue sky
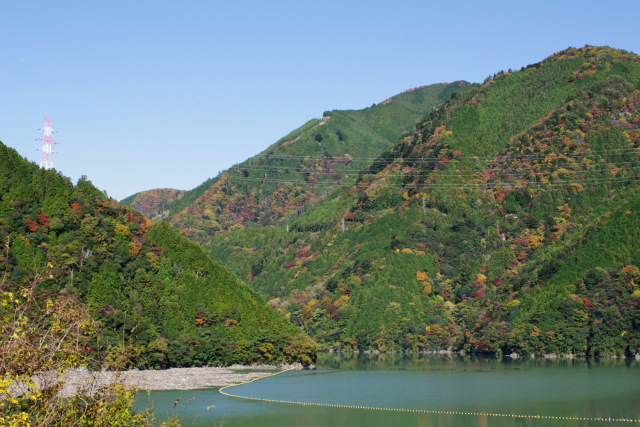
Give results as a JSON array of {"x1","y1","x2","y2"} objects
[{"x1": 1, "y1": 0, "x2": 639, "y2": 200}]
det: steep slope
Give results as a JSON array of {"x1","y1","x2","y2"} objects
[
  {"x1": 120, "y1": 188, "x2": 187, "y2": 219},
  {"x1": 158, "y1": 82, "x2": 470, "y2": 242},
  {"x1": 0, "y1": 141, "x2": 315, "y2": 367},
  {"x1": 209, "y1": 46, "x2": 640, "y2": 356}
]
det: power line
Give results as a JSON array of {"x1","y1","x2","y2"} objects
[
  {"x1": 248, "y1": 147, "x2": 640, "y2": 163},
  {"x1": 220, "y1": 174, "x2": 640, "y2": 189},
  {"x1": 235, "y1": 159, "x2": 640, "y2": 175}
]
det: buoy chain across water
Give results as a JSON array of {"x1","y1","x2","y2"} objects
[{"x1": 219, "y1": 369, "x2": 638, "y2": 423}]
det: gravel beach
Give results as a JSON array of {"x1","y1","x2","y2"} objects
[{"x1": 46, "y1": 364, "x2": 305, "y2": 397}]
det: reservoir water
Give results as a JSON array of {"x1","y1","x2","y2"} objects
[{"x1": 135, "y1": 353, "x2": 640, "y2": 426}]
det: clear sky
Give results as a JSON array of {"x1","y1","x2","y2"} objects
[{"x1": 1, "y1": 0, "x2": 639, "y2": 200}]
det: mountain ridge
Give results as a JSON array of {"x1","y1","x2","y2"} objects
[
  {"x1": 121, "y1": 82, "x2": 470, "y2": 242},
  {"x1": 0, "y1": 141, "x2": 316, "y2": 367},
  {"x1": 208, "y1": 45, "x2": 640, "y2": 356}
]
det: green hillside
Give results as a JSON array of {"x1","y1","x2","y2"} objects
[
  {"x1": 155, "y1": 82, "x2": 470, "y2": 242},
  {"x1": 0, "y1": 141, "x2": 316, "y2": 367},
  {"x1": 209, "y1": 46, "x2": 640, "y2": 356}
]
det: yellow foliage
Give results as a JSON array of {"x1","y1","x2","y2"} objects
[
  {"x1": 334, "y1": 296, "x2": 349, "y2": 308},
  {"x1": 415, "y1": 250, "x2": 426, "y2": 256},
  {"x1": 421, "y1": 281, "x2": 432, "y2": 296},
  {"x1": 416, "y1": 271, "x2": 427, "y2": 282},
  {"x1": 401, "y1": 248, "x2": 414, "y2": 254},
  {"x1": 267, "y1": 298, "x2": 280, "y2": 308},
  {"x1": 114, "y1": 223, "x2": 131, "y2": 237},
  {"x1": 145, "y1": 251, "x2": 159, "y2": 267},
  {"x1": 349, "y1": 277, "x2": 362, "y2": 286},
  {"x1": 402, "y1": 191, "x2": 409, "y2": 200},
  {"x1": 570, "y1": 183, "x2": 584, "y2": 193},
  {"x1": 504, "y1": 299, "x2": 521, "y2": 310},
  {"x1": 321, "y1": 296, "x2": 332, "y2": 309},
  {"x1": 430, "y1": 324, "x2": 445, "y2": 336},
  {"x1": 387, "y1": 302, "x2": 401, "y2": 312},
  {"x1": 128, "y1": 242, "x2": 141, "y2": 259},
  {"x1": 528, "y1": 235, "x2": 543, "y2": 250}
]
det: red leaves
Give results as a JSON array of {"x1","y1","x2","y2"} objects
[
  {"x1": 37, "y1": 213, "x2": 51, "y2": 227},
  {"x1": 70, "y1": 203, "x2": 83, "y2": 213},
  {"x1": 582, "y1": 298, "x2": 594, "y2": 309},
  {"x1": 26, "y1": 220, "x2": 39, "y2": 233},
  {"x1": 472, "y1": 291, "x2": 484, "y2": 298},
  {"x1": 512, "y1": 238, "x2": 530, "y2": 247}
]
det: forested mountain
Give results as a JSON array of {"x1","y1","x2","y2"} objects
[
  {"x1": 0, "y1": 142, "x2": 316, "y2": 367},
  {"x1": 120, "y1": 188, "x2": 187, "y2": 219},
  {"x1": 127, "y1": 82, "x2": 469, "y2": 242},
  {"x1": 209, "y1": 46, "x2": 640, "y2": 357}
]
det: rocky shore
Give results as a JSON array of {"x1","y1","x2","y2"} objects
[{"x1": 47, "y1": 364, "x2": 304, "y2": 397}]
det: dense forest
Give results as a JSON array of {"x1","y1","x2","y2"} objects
[
  {"x1": 0, "y1": 142, "x2": 316, "y2": 369},
  {"x1": 11, "y1": 45, "x2": 639, "y2": 365},
  {"x1": 205, "y1": 46, "x2": 640, "y2": 357},
  {"x1": 122, "y1": 82, "x2": 469, "y2": 242}
]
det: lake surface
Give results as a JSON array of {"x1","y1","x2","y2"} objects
[{"x1": 135, "y1": 353, "x2": 640, "y2": 426}]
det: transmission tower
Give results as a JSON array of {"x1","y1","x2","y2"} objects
[{"x1": 36, "y1": 118, "x2": 58, "y2": 170}]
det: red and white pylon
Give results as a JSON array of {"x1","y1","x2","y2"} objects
[{"x1": 37, "y1": 118, "x2": 58, "y2": 170}]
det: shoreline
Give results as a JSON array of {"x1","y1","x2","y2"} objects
[{"x1": 53, "y1": 363, "x2": 305, "y2": 397}]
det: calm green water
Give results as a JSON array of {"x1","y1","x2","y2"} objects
[{"x1": 135, "y1": 353, "x2": 640, "y2": 426}]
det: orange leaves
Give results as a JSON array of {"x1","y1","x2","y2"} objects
[
  {"x1": 516, "y1": 250, "x2": 528, "y2": 262},
  {"x1": 496, "y1": 189, "x2": 507, "y2": 204}
]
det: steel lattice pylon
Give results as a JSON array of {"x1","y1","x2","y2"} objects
[{"x1": 37, "y1": 118, "x2": 58, "y2": 170}]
